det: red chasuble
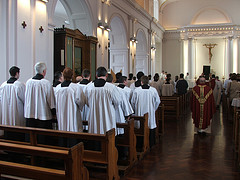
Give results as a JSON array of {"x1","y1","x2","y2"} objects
[{"x1": 191, "y1": 85, "x2": 216, "y2": 129}]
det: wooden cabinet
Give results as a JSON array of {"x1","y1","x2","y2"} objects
[{"x1": 54, "y1": 27, "x2": 98, "y2": 81}]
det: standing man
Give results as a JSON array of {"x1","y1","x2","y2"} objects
[
  {"x1": 176, "y1": 73, "x2": 188, "y2": 95},
  {"x1": 191, "y1": 76, "x2": 216, "y2": 134},
  {"x1": 0, "y1": 66, "x2": 25, "y2": 127},
  {"x1": 85, "y1": 67, "x2": 121, "y2": 135},
  {"x1": 24, "y1": 62, "x2": 56, "y2": 131},
  {"x1": 131, "y1": 75, "x2": 160, "y2": 147}
]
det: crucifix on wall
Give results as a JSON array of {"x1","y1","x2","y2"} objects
[{"x1": 203, "y1": 43, "x2": 217, "y2": 63}]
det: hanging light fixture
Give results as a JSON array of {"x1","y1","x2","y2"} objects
[{"x1": 40, "y1": 0, "x2": 48, "y2": 2}]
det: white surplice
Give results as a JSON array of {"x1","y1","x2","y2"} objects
[
  {"x1": 0, "y1": 81, "x2": 25, "y2": 126},
  {"x1": 55, "y1": 83, "x2": 85, "y2": 132},
  {"x1": 85, "y1": 81, "x2": 121, "y2": 135},
  {"x1": 115, "y1": 86, "x2": 134, "y2": 134},
  {"x1": 24, "y1": 79, "x2": 56, "y2": 120},
  {"x1": 78, "y1": 83, "x2": 90, "y2": 121},
  {"x1": 131, "y1": 86, "x2": 161, "y2": 129}
]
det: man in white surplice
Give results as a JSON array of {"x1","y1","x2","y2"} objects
[
  {"x1": 131, "y1": 75, "x2": 161, "y2": 147},
  {"x1": 115, "y1": 76, "x2": 134, "y2": 135},
  {"x1": 0, "y1": 66, "x2": 25, "y2": 126},
  {"x1": 78, "y1": 69, "x2": 91, "y2": 124},
  {"x1": 55, "y1": 68, "x2": 85, "y2": 132},
  {"x1": 85, "y1": 67, "x2": 121, "y2": 135},
  {"x1": 24, "y1": 62, "x2": 56, "y2": 130}
]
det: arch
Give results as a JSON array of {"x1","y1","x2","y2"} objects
[
  {"x1": 50, "y1": 0, "x2": 93, "y2": 36},
  {"x1": 191, "y1": 7, "x2": 231, "y2": 25},
  {"x1": 108, "y1": 15, "x2": 128, "y2": 76},
  {"x1": 135, "y1": 29, "x2": 148, "y2": 75}
]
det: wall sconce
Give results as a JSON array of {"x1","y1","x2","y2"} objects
[
  {"x1": 98, "y1": 22, "x2": 104, "y2": 29},
  {"x1": 98, "y1": 43, "x2": 101, "y2": 48},
  {"x1": 151, "y1": 46, "x2": 156, "y2": 50},
  {"x1": 130, "y1": 37, "x2": 138, "y2": 43},
  {"x1": 22, "y1": 21, "x2": 27, "y2": 29},
  {"x1": 40, "y1": 0, "x2": 48, "y2": 2},
  {"x1": 105, "y1": 25, "x2": 111, "y2": 32},
  {"x1": 39, "y1": 26, "x2": 44, "y2": 33}
]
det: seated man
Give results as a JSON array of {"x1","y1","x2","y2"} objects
[
  {"x1": 55, "y1": 67, "x2": 85, "y2": 132},
  {"x1": 85, "y1": 67, "x2": 121, "y2": 135},
  {"x1": 131, "y1": 75, "x2": 161, "y2": 147}
]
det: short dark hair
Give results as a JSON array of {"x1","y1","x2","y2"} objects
[
  {"x1": 116, "y1": 72, "x2": 122, "y2": 80},
  {"x1": 128, "y1": 73, "x2": 133, "y2": 80},
  {"x1": 180, "y1": 73, "x2": 184, "y2": 78},
  {"x1": 96, "y1": 67, "x2": 107, "y2": 77},
  {"x1": 106, "y1": 73, "x2": 113, "y2": 82},
  {"x1": 54, "y1": 71, "x2": 62, "y2": 81},
  {"x1": 9, "y1": 66, "x2": 20, "y2": 77},
  {"x1": 153, "y1": 74, "x2": 159, "y2": 81},
  {"x1": 137, "y1": 71, "x2": 144, "y2": 80},
  {"x1": 212, "y1": 74, "x2": 215, "y2": 78},
  {"x1": 82, "y1": 69, "x2": 90, "y2": 78},
  {"x1": 119, "y1": 76, "x2": 127, "y2": 83},
  {"x1": 63, "y1": 67, "x2": 73, "y2": 81},
  {"x1": 141, "y1": 75, "x2": 149, "y2": 85}
]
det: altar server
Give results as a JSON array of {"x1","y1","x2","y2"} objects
[
  {"x1": 78, "y1": 69, "x2": 91, "y2": 125},
  {"x1": 55, "y1": 67, "x2": 85, "y2": 132},
  {"x1": 115, "y1": 76, "x2": 134, "y2": 134},
  {"x1": 85, "y1": 67, "x2": 121, "y2": 135},
  {"x1": 131, "y1": 75, "x2": 161, "y2": 147},
  {"x1": 24, "y1": 62, "x2": 56, "y2": 130},
  {"x1": 0, "y1": 66, "x2": 25, "y2": 126}
]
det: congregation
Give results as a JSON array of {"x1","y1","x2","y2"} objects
[{"x1": 1, "y1": 62, "x2": 240, "y2": 138}]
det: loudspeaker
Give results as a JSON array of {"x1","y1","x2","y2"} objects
[{"x1": 203, "y1": 66, "x2": 210, "y2": 80}]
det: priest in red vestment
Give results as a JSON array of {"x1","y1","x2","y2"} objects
[{"x1": 191, "y1": 76, "x2": 216, "y2": 134}]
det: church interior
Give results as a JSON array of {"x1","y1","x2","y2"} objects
[{"x1": 0, "y1": 0, "x2": 240, "y2": 179}]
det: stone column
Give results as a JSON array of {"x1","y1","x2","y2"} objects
[{"x1": 224, "y1": 36, "x2": 233, "y2": 77}]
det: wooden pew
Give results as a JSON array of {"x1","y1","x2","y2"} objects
[
  {"x1": 83, "y1": 120, "x2": 138, "y2": 175},
  {"x1": 0, "y1": 141, "x2": 86, "y2": 180},
  {"x1": 116, "y1": 119, "x2": 137, "y2": 174},
  {"x1": 131, "y1": 114, "x2": 149, "y2": 160},
  {"x1": 160, "y1": 96, "x2": 180, "y2": 120},
  {"x1": 155, "y1": 104, "x2": 165, "y2": 143},
  {"x1": 233, "y1": 108, "x2": 240, "y2": 153},
  {"x1": 0, "y1": 125, "x2": 119, "y2": 180}
]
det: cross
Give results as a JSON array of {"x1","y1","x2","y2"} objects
[
  {"x1": 203, "y1": 43, "x2": 217, "y2": 63},
  {"x1": 21, "y1": 21, "x2": 27, "y2": 29},
  {"x1": 39, "y1": 26, "x2": 44, "y2": 33}
]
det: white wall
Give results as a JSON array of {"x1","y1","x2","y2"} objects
[
  {"x1": 162, "y1": 39, "x2": 181, "y2": 77},
  {"x1": 161, "y1": 0, "x2": 240, "y2": 29},
  {"x1": 195, "y1": 38, "x2": 225, "y2": 78}
]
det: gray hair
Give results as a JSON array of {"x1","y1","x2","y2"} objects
[{"x1": 35, "y1": 62, "x2": 46, "y2": 74}]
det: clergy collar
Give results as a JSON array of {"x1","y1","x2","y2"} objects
[
  {"x1": 94, "y1": 78, "x2": 106, "y2": 87},
  {"x1": 7, "y1": 77, "x2": 17, "y2": 84},
  {"x1": 32, "y1": 73, "x2": 44, "y2": 80},
  {"x1": 80, "y1": 79, "x2": 90, "y2": 85},
  {"x1": 118, "y1": 84, "x2": 125, "y2": 89},
  {"x1": 141, "y1": 84, "x2": 150, "y2": 89},
  {"x1": 53, "y1": 81, "x2": 61, "y2": 87},
  {"x1": 61, "y1": 80, "x2": 71, "y2": 87},
  {"x1": 135, "y1": 79, "x2": 141, "y2": 87}
]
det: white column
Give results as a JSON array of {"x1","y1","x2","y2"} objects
[
  {"x1": 0, "y1": 0, "x2": 8, "y2": 83},
  {"x1": 225, "y1": 36, "x2": 233, "y2": 77},
  {"x1": 192, "y1": 39, "x2": 197, "y2": 81},
  {"x1": 238, "y1": 37, "x2": 240, "y2": 73},
  {"x1": 188, "y1": 38, "x2": 193, "y2": 80},
  {"x1": 233, "y1": 37, "x2": 239, "y2": 73},
  {"x1": 179, "y1": 39, "x2": 184, "y2": 73}
]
